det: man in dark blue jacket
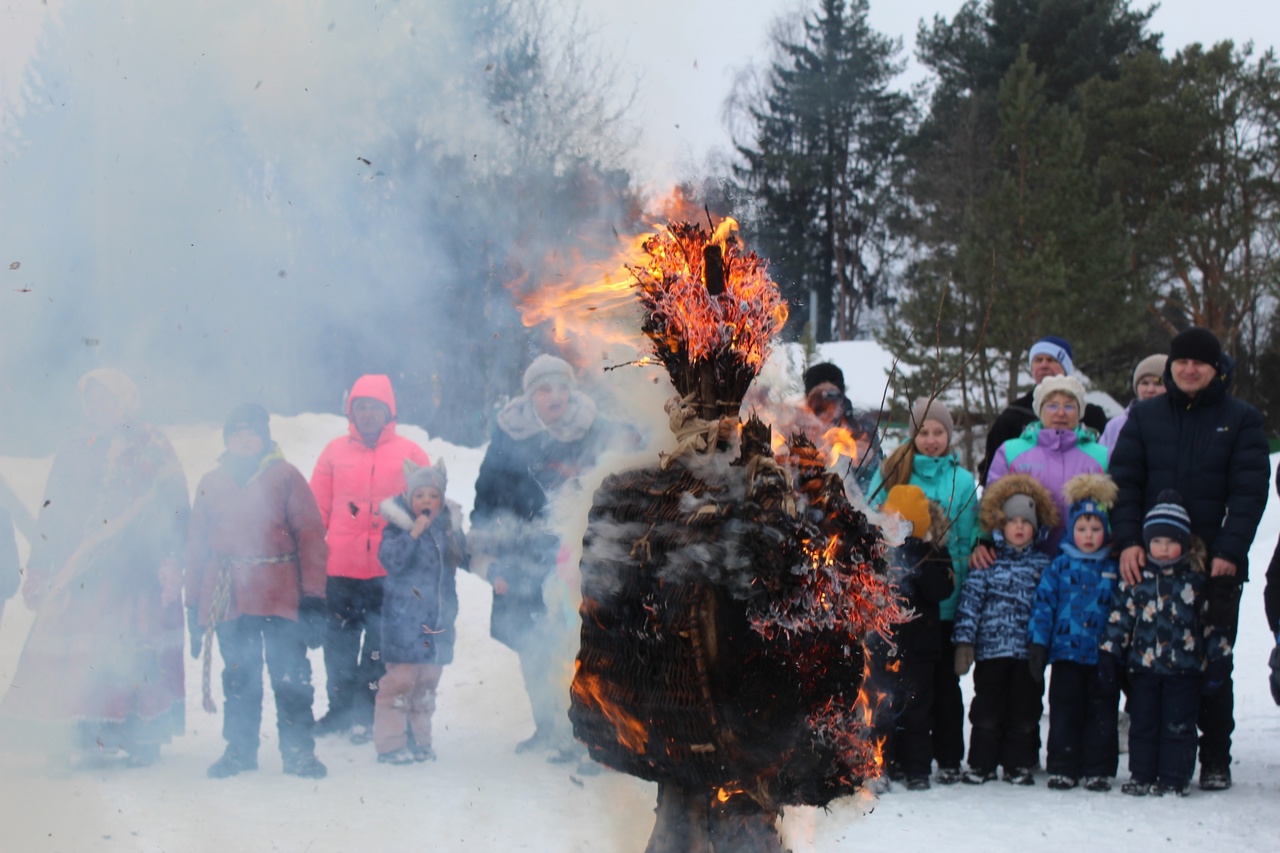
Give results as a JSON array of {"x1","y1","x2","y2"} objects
[{"x1": 1110, "y1": 327, "x2": 1271, "y2": 791}]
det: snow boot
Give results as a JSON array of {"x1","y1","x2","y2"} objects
[
  {"x1": 207, "y1": 747, "x2": 259, "y2": 779},
  {"x1": 1199, "y1": 765, "x2": 1232, "y2": 791},
  {"x1": 1046, "y1": 775, "x2": 1077, "y2": 790},
  {"x1": 411, "y1": 745, "x2": 436, "y2": 762},
  {"x1": 905, "y1": 776, "x2": 931, "y2": 791},
  {"x1": 283, "y1": 752, "x2": 328, "y2": 778},
  {"x1": 961, "y1": 768, "x2": 997, "y2": 785},
  {"x1": 348, "y1": 724, "x2": 373, "y2": 745},
  {"x1": 1121, "y1": 779, "x2": 1151, "y2": 797},
  {"x1": 1004, "y1": 767, "x2": 1035, "y2": 786},
  {"x1": 377, "y1": 747, "x2": 415, "y2": 766},
  {"x1": 313, "y1": 712, "x2": 349, "y2": 737},
  {"x1": 515, "y1": 727, "x2": 555, "y2": 754},
  {"x1": 935, "y1": 766, "x2": 962, "y2": 785},
  {"x1": 1083, "y1": 776, "x2": 1112, "y2": 793}
]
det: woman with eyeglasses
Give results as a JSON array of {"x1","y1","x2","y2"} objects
[{"x1": 971, "y1": 375, "x2": 1109, "y2": 567}]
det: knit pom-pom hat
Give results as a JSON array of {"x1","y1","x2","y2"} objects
[{"x1": 1143, "y1": 489, "x2": 1192, "y2": 551}]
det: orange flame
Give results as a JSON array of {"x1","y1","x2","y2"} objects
[
  {"x1": 571, "y1": 661, "x2": 648, "y2": 753},
  {"x1": 821, "y1": 426, "x2": 860, "y2": 469}
]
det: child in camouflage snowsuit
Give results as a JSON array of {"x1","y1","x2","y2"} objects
[
  {"x1": 1099, "y1": 490, "x2": 1232, "y2": 797},
  {"x1": 953, "y1": 474, "x2": 1058, "y2": 785}
]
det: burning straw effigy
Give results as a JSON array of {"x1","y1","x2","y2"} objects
[{"x1": 568, "y1": 216, "x2": 903, "y2": 852}]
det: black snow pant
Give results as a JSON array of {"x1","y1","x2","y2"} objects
[
  {"x1": 1198, "y1": 580, "x2": 1241, "y2": 772},
  {"x1": 890, "y1": 657, "x2": 937, "y2": 779},
  {"x1": 322, "y1": 576, "x2": 385, "y2": 729},
  {"x1": 1127, "y1": 671, "x2": 1200, "y2": 788},
  {"x1": 931, "y1": 620, "x2": 965, "y2": 770},
  {"x1": 216, "y1": 615, "x2": 316, "y2": 759},
  {"x1": 1046, "y1": 660, "x2": 1119, "y2": 780},
  {"x1": 967, "y1": 657, "x2": 1044, "y2": 774}
]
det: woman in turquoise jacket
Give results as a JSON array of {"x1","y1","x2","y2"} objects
[{"x1": 867, "y1": 396, "x2": 978, "y2": 785}]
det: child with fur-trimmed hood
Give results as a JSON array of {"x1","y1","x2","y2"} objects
[
  {"x1": 953, "y1": 474, "x2": 1058, "y2": 785},
  {"x1": 1027, "y1": 473, "x2": 1122, "y2": 792},
  {"x1": 373, "y1": 460, "x2": 467, "y2": 765},
  {"x1": 874, "y1": 485, "x2": 956, "y2": 791}
]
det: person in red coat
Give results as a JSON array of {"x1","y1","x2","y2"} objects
[
  {"x1": 310, "y1": 375, "x2": 429, "y2": 742},
  {"x1": 186, "y1": 404, "x2": 329, "y2": 778}
]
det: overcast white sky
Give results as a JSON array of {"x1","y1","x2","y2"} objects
[{"x1": 2, "y1": 0, "x2": 1277, "y2": 189}]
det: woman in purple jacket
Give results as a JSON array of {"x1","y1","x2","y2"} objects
[{"x1": 972, "y1": 376, "x2": 1108, "y2": 568}]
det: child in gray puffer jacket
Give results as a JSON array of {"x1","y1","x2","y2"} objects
[{"x1": 953, "y1": 474, "x2": 1059, "y2": 786}]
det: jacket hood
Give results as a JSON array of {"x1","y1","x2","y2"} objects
[
  {"x1": 347, "y1": 374, "x2": 397, "y2": 418},
  {"x1": 980, "y1": 473, "x2": 1060, "y2": 535}
]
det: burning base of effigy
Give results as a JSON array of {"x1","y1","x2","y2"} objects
[{"x1": 566, "y1": 217, "x2": 902, "y2": 852}]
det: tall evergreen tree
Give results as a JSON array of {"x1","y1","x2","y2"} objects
[{"x1": 734, "y1": 0, "x2": 913, "y2": 341}]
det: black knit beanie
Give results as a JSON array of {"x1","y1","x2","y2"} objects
[
  {"x1": 803, "y1": 362, "x2": 845, "y2": 395},
  {"x1": 1169, "y1": 327, "x2": 1221, "y2": 367},
  {"x1": 224, "y1": 403, "x2": 271, "y2": 445},
  {"x1": 1143, "y1": 489, "x2": 1192, "y2": 551}
]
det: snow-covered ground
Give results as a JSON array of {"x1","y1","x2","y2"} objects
[{"x1": 2, "y1": 404, "x2": 1279, "y2": 853}]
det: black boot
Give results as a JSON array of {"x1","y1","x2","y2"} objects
[
  {"x1": 283, "y1": 751, "x2": 327, "y2": 779},
  {"x1": 207, "y1": 746, "x2": 258, "y2": 779}
]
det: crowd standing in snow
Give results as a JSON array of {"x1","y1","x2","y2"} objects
[{"x1": 1, "y1": 328, "x2": 1278, "y2": 802}]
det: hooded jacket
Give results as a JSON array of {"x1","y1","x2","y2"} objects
[
  {"x1": 186, "y1": 445, "x2": 328, "y2": 623},
  {"x1": 309, "y1": 375, "x2": 430, "y2": 580},
  {"x1": 868, "y1": 451, "x2": 978, "y2": 621},
  {"x1": 377, "y1": 495, "x2": 467, "y2": 665},
  {"x1": 1109, "y1": 357, "x2": 1269, "y2": 577},
  {"x1": 1100, "y1": 545, "x2": 1232, "y2": 676},
  {"x1": 986, "y1": 422, "x2": 1108, "y2": 555},
  {"x1": 1027, "y1": 542, "x2": 1119, "y2": 666},
  {"x1": 979, "y1": 388, "x2": 1108, "y2": 486}
]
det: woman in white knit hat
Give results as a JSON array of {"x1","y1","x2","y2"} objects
[{"x1": 972, "y1": 375, "x2": 1108, "y2": 566}]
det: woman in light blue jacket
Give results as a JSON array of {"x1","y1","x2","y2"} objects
[{"x1": 867, "y1": 396, "x2": 978, "y2": 785}]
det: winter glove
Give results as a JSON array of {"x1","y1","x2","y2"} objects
[
  {"x1": 1269, "y1": 637, "x2": 1280, "y2": 706},
  {"x1": 1097, "y1": 651, "x2": 1119, "y2": 694},
  {"x1": 1027, "y1": 644, "x2": 1048, "y2": 686},
  {"x1": 186, "y1": 605, "x2": 202, "y2": 660},
  {"x1": 1202, "y1": 657, "x2": 1231, "y2": 696},
  {"x1": 954, "y1": 642, "x2": 975, "y2": 676},
  {"x1": 298, "y1": 597, "x2": 327, "y2": 650}
]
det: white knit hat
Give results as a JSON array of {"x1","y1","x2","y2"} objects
[
  {"x1": 1033, "y1": 375, "x2": 1087, "y2": 419},
  {"x1": 522, "y1": 354, "x2": 576, "y2": 393}
]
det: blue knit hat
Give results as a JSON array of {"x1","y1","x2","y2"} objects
[
  {"x1": 1143, "y1": 489, "x2": 1191, "y2": 550},
  {"x1": 1029, "y1": 335, "x2": 1075, "y2": 375}
]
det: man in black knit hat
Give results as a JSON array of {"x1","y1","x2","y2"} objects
[{"x1": 1109, "y1": 326, "x2": 1271, "y2": 791}]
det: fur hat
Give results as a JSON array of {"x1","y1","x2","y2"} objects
[
  {"x1": 1063, "y1": 473, "x2": 1118, "y2": 542},
  {"x1": 223, "y1": 403, "x2": 271, "y2": 444},
  {"x1": 884, "y1": 484, "x2": 931, "y2": 540},
  {"x1": 1033, "y1": 375, "x2": 1088, "y2": 419},
  {"x1": 1144, "y1": 489, "x2": 1192, "y2": 550},
  {"x1": 1169, "y1": 327, "x2": 1221, "y2": 367},
  {"x1": 1029, "y1": 336, "x2": 1074, "y2": 375},
  {"x1": 522, "y1": 354, "x2": 576, "y2": 394},
  {"x1": 803, "y1": 362, "x2": 845, "y2": 395},
  {"x1": 1131, "y1": 354, "x2": 1168, "y2": 394},
  {"x1": 910, "y1": 396, "x2": 954, "y2": 440},
  {"x1": 404, "y1": 459, "x2": 447, "y2": 497},
  {"x1": 979, "y1": 474, "x2": 1059, "y2": 535}
]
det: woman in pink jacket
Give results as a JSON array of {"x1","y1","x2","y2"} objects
[{"x1": 310, "y1": 375, "x2": 429, "y2": 743}]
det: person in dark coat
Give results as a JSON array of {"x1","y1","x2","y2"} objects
[
  {"x1": 874, "y1": 485, "x2": 955, "y2": 791},
  {"x1": 1100, "y1": 492, "x2": 1233, "y2": 796},
  {"x1": 978, "y1": 336, "x2": 1108, "y2": 486},
  {"x1": 470, "y1": 354, "x2": 627, "y2": 756},
  {"x1": 373, "y1": 460, "x2": 466, "y2": 764},
  {"x1": 802, "y1": 362, "x2": 884, "y2": 496},
  {"x1": 186, "y1": 404, "x2": 329, "y2": 779},
  {"x1": 1263, "y1": 458, "x2": 1280, "y2": 706},
  {"x1": 1109, "y1": 327, "x2": 1270, "y2": 790}
]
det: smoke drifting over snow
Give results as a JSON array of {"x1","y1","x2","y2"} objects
[{"x1": 0, "y1": 0, "x2": 642, "y2": 453}]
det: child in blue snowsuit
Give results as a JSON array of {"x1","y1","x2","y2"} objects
[
  {"x1": 1099, "y1": 490, "x2": 1232, "y2": 797},
  {"x1": 1027, "y1": 473, "x2": 1121, "y2": 792},
  {"x1": 953, "y1": 473, "x2": 1058, "y2": 785}
]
